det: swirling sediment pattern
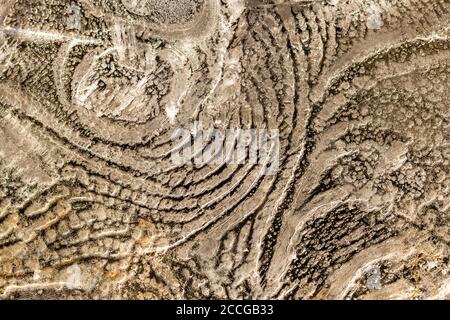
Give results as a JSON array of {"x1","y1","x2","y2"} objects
[{"x1": 1, "y1": 0, "x2": 450, "y2": 299}]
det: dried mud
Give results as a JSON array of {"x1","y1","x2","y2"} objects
[{"x1": 1, "y1": 0, "x2": 450, "y2": 300}]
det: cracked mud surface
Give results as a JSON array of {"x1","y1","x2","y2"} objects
[{"x1": 1, "y1": 0, "x2": 450, "y2": 300}]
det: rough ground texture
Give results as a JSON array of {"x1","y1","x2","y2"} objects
[{"x1": 1, "y1": 0, "x2": 450, "y2": 300}]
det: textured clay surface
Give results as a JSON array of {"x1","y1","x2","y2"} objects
[{"x1": 1, "y1": 0, "x2": 450, "y2": 300}]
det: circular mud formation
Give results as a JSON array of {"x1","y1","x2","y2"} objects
[{"x1": 1, "y1": 0, "x2": 450, "y2": 300}]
